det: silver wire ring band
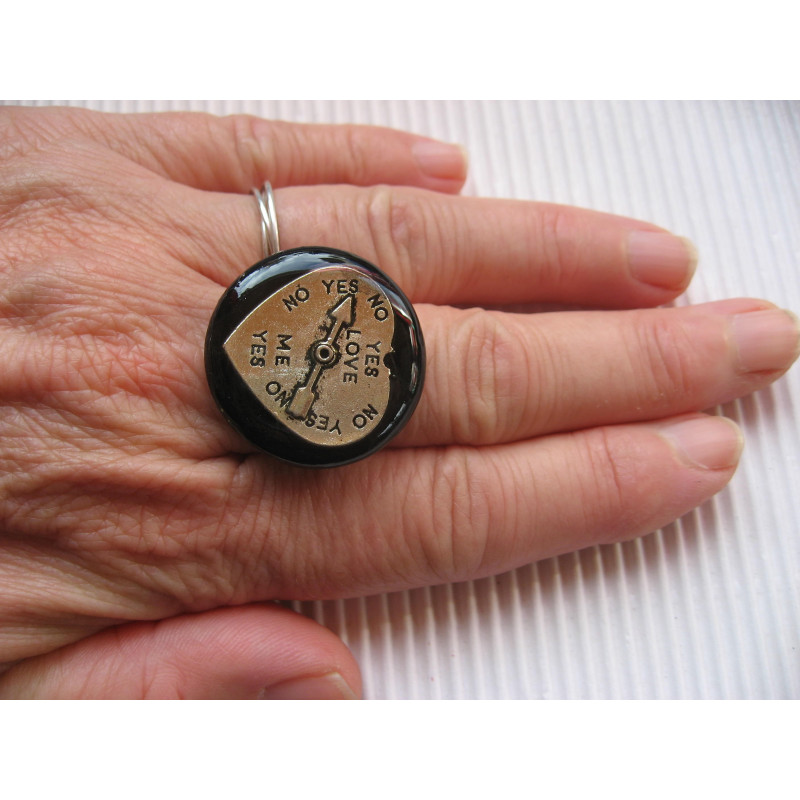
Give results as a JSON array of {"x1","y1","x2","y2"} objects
[{"x1": 252, "y1": 181, "x2": 280, "y2": 259}]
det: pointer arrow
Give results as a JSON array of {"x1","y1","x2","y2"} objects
[{"x1": 286, "y1": 294, "x2": 355, "y2": 420}]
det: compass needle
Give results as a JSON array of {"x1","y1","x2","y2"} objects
[
  {"x1": 287, "y1": 364, "x2": 323, "y2": 419},
  {"x1": 329, "y1": 293, "x2": 355, "y2": 330},
  {"x1": 287, "y1": 293, "x2": 355, "y2": 419}
]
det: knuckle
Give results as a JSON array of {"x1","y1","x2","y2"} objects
[
  {"x1": 450, "y1": 310, "x2": 525, "y2": 443},
  {"x1": 420, "y1": 450, "x2": 494, "y2": 581},
  {"x1": 637, "y1": 313, "x2": 698, "y2": 404},
  {"x1": 573, "y1": 425, "x2": 654, "y2": 544},
  {"x1": 574, "y1": 428, "x2": 630, "y2": 539},
  {"x1": 228, "y1": 113, "x2": 277, "y2": 185},
  {"x1": 339, "y1": 125, "x2": 372, "y2": 183},
  {"x1": 362, "y1": 185, "x2": 427, "y2": 281},
  {"x1": 533, "y1": 204, "x2": 579, "y2": 286}
]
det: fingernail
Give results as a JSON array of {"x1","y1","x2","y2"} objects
[
  {"x1": 658, "y1": 416, "x2": 743, "y2": 470},
  {"x1": 412, "y1": 139, "x2": 468, "y2": 182},
  {"x1": 731, "y1": 308, "x2": 800, "y2": 373},
  {"x1": 258, "y1": 671, "x2": 359, "y2": 700},
  {"x1": 627, "y1": 232, "x2": 698, "y2": 289}
]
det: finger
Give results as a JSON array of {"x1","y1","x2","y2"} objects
[
  {"x1": 0, "y1": 413, "x2": 746, "y2": 621},
  {"x1": 2, "y1": 257, "x2": 794, "y2": 466},
  {"x1": 3, "y1": 106, "x2": 467, "y2": 194},
  {"x1": 0, "y1": 136, "x2": 691, "y2": 310},
  {"x1": 200, "y1": 185, "x2": 697, "y2": 307},
  {"x1": 240, "y1": 414, "x2": 744, "y2": 600},
  {"x1": 0, "y1": 604, "x2": 361, "y2": 699},
  {"x1": 398, "y1": 298, "x2": 800, "y2": 446}
]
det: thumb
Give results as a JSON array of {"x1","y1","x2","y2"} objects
[{"x1": 0, "y1": 604, "x2": 361, "y2": 699}]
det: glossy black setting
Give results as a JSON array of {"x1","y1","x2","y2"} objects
[{"x1": 205, "y1": 247, "x2": 425, "y2": 468}]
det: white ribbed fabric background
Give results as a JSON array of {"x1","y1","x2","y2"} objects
[{"x1": 13, "y1": 100, "x2": 800, "y2": 699}]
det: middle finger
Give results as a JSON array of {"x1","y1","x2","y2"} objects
[{"x1": 194, "y1": 185, "x2": 697, "y2": 308}]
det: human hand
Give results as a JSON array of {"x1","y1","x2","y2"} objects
[{"x1": 0, "y1": 106, "x2": 797, "y2": 699}]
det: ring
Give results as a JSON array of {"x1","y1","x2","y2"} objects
[
  {"x1": 252, "y1": 182, "x2": 280, "y2": 259},
  {"x1": 204, "y1": 184, "x2": 425, "y2": 468}
]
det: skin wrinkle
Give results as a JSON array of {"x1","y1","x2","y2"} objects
[
  {"x1": 3, "y1": 284, "x2": 231, "y2": 466},
  {"x1": 460, "y1": 310, "x2": 498, "y2": 443},
  {"x1": 416, "y1": 451, "x2": 460, "y2": 584},
  {"x1": 264, "y1": 456, "x2": 411, "y2": 598},
  {"x1": 432, "y1": 198, "x2": 466, "y2": 299},
  {"x1": 2, "y1": 397, "x2": 209, "y2": 464},
  {"x1": 290, "y1": 189, "x2": 345, "y2": 251},
  {"x1": 103, "y1": 185, "x2": 253, "y2": 284},
  {"x1": 361, "y1": 187, "x2": 453, "y2": 302},
  {"x1": 0, "y1": 107, "x2": 97, "y2": 161},
  {"x1": 503, "y1": 448, "x2": 533, "y2": 569},
  {"x1": 0, "y1": 255, "x2": 204, "y2": 338},
  {"x1": 433, "y1": 309, "x2": 547, "y2": 445},
  {"x1": 409, "y1": 304, "x2": 455, "y2": 442},
  {"x1": 212, "y1": 455, "x2": 285, "y2": 602},
  {"x1": 0, "y1": 270, "x2": 230, "y2": 457},
  {"x1": 449, "y1": 309, "x2": 481, "y2": 442},
  {"x1": 119, "y1": 114, "x2": 189, "y2": 188},
  {"x1": 453, "y1": 450, "x2": 494, "y2": 579},
  {"x1": 1, "y1": 160, "x2": 227, "y2": 298},
  {"x1": 485, "y1": 313, "x2": 525, "y2": 442},
  {"x1": 590, "y1": 427, "x2": 631, "y2": 536},
  {"x1": 164, "y1": 204, "x2": 252, "y2": 284},
  {"x1": 2, "y1": 350, "x2": 179, "y2": 442},
  {"x1": 544, "y1": 204, "x2": 586, "y2": 290},
  {"x1": 363, "y1": 185, "x2": 414, "y2": 285},
  {"x1": 1, "y1": 146, "x2": 149, "y2": 230},
  {"x1": 640, "y1": 312, "x2": 705, "y2": 402},
  {"x1": 195, "y1": 194, "x2": 263, "y2": 285},
  {"x1": 574, "y1": 426, "x2": 667, "y2": 550},
  {"x1": 3, "y1": 446, "x2": 230, "y2": 540},
  {"x1": 629, "y1": 310, "x2": 731, "y2": 415},
  {"x1": 0, "y1": 570, "x2": 161, "y2": 665},
  {"x1": 531, "y1": 315, "x2": 572, "y2": 433},
  {"x1": 107, "y1": 113, "x2": 225, "y2": 194},
  {"x1": 0, "y1": 580, "x2": 145, "y2": 642},
  {"x1": 502, "y1": 203, "x2": 567, "y2": 301},
  {"x1": 246, "y1": 460, "x2": 378, "y2": 598},
  {"x1": 230, "y1": 115, "x2": 273, "y2": 190},
  {"x1": 395, "y1": 189, "x2": 444, "y2": 299},
  {"x1": 384, "y1": 460, "x2": 427, "y2": 587},
  {"x1": 0, "y1": 535, "x2": 161, "y2": 608},
  {"x1": 1, "y1": 200, "x2": 116, "y2": 257},
  {"x1": 276, "y1": 462, "x2": 376, "y2": 598},
  {"x1": 233, "y1": 459, "x2": 307, "y2": 596},
  {"x1": 0, "y1": 109, "x2": 34, "y2": 161},
  {"x1": 338, "y1": 125, "x2": 376, "y2": 188},
  {"x1": 411, "y1": 449, "x2": 476, "y2": 585}
]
